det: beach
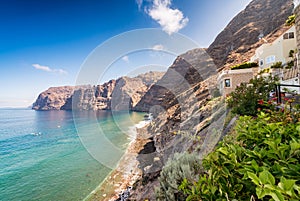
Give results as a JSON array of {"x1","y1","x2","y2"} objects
[{"x1": 86, "y1": 120, "x2": 151, "y2": 201}]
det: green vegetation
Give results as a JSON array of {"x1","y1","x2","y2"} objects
[
  {"x1": 286, "y1": 14, "x2": 296, "y2": 26},
  {"x1": 287, "y1": 60, "x2": 295, "y2": 69},
  {"x1": 155, "y1": 76, "x2": 300, "y2": 201},
  {"x1": 270, "y1": 62, "x2": 283, "y2": 69},
  {"x1": 230, "y1": 62, "x2": 258, "y2": 70},
  {"x1": 155, "y1": 153, "x2": 202, "y2": 201},
  {"x1": 179, "y1": 106, "x2": 300, "y2": 200},
  {"x1": 289, "y1": 49, "x2": 295, "y2": 58},
  {"x1": 227, "y1": 76, "x2": 278, "y2": 116}
]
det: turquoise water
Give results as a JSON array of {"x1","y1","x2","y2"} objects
[{"x1": 0, "y1": 109, "x2": 144, "y2": 201}]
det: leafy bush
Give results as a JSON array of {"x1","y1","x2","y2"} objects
[
  {"x1": 155, "y1": 153, "x2": 202, "y2": 201},
  {"x1": 179, "y1": 103, "x2": 300, "y2": 201},
  {"x1": 231, "y1": 62, "x2": 258, "y2": 70},
  {"x1": 226, "y1": 75, "x2": 278, "y2": 116},
  {"x1": 289, "y1": 49, "x2": 295, "y2": 58},
  {"x1": 286, "y1": 60, "x2": 294, "y2": 69},
  {"x1": 286, "y1": 14, "x2": 295, "y2": 26},
  {"x1": 270, "y1": 61, "x2": 283, "y2": 69}
]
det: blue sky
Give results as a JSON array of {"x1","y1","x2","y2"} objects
[{"x1": 0, "y1": 0, "x2": 251, "y2": 107}]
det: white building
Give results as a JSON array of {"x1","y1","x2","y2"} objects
[{"x1": 250, "y1": 26, "x2": 297, "y2": 70}]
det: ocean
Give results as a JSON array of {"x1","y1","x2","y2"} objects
[{"x1": 0, "y1": 109, "x2": 144, "y2": 201}]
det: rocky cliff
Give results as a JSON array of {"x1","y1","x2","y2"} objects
[
  {"x1": 32, "y1": 71, "x2": 164, "y2": 111},
  {"x1": 207, "y1": 0, "x2": 293, "y2": 69},
  {"x1": 32, "y1": 86, "x2": 75, "y2": 110},
  {"x1": 129, "y1": 0, "x2": 295, "y2": 199},
  {"x1": 133, "y1": 48, "x2": 217, "y2": 112}
]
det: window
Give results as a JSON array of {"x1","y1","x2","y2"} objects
[
  {"x1": 224, "y1": 79, "x2": 231, "y2": 88},
  {"x1": 266, "y1": 55, "x2": 275, "y2": 64},
  {"x1": 259, "y1": 59, "x2": 264, "y2": 66},
  {"x1": 283, "y1": 32, "x2": 295, "y2": 39}
]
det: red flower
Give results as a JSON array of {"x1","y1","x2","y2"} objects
[
  {"x1": 258, "y1": 99, "x2": 264, "y2": 105},
  {"x1": 267, "y1": 100, "x2": 272, "y2": 104},
  {"x1": 284, "y1": 97, "x2": 289, "y2": 101}
]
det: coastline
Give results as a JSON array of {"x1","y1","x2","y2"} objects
[{"x1": 85, "y1": 120, "x2": 151, "y2": 201}]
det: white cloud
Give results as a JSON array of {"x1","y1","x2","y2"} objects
[
  {"x1": 147, "y1": 0, "x2": 188, "y2": 35},
  {"x1": 122, "y1": 56, "x2": 129, "y2": 63},
  {"x1": 152, "y1": 44, "x2": 165, "y2": 51},
  {"x1": 32, "y1": 64, "x2": 51, "y2": 72},
  {"x1": 32, "y1": 64, "x2": 67, "y2": 75}
]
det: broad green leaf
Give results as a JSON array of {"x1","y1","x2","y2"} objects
[
  {"x1": 251, "y1": 160, "x2": 259, "y2": 172},
  {"x1": 218, "y1": 147, "x2": 229, "y2": 156},
  {"x1": 259, "y1": 170, "x2": 275, "y2": 185},
  {"x1": 278, "y1": 177, "x2": 296, "y2": 192},
  {"x1": 248, "y1": 172, "x2": 260, "y2": 186},
  {"x1": 296, "y1": 125, "x2": 300, "y2": 132},
  {"x1": 256, "y1": 187, "x2": 270, "y2": 199},
  {"x1": 290, "y1": 141, "x2": 300, "y2": 152},
  {"x1": 268, "y1": 191, "x2": 284, "y2": 201}
]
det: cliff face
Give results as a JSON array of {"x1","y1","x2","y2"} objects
[
  {"x1": 32, "y1": 86, "x2": 75, "y2": 110},
  {"x1": 207, "y1": 0, "x2": 293, "y2": 69},
  {"x1": 32, "y1": 72, "x2": 164, "y2": 111},
  {"x1": 133, "y1": 48, "x2": 217, "y2": 112}
]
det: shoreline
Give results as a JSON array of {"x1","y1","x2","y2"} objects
[{"x1": 85, "y1": 120, "x2": 151, "y2": 201}]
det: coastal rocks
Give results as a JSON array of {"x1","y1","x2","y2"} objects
[
  {"x1": 32, "y1": 86, "x2": 75, "y2": 110},
  {"x1": 32, "y1": 72, "x2": 164, "y2": 111},
  {"x1": 207, "y1": 0, "x2": 293, "y2": 68}
]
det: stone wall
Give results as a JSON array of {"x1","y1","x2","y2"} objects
[{"x1": 218, "y1": 68, "x2": 258, "y2": 96}]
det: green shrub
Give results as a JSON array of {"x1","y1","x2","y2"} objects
[
  {"x1": 270, "y1": 61, "x2": 283, "y2": 69},
  {"x1": 230, "y1": 62, "x2": 258, "y2": 70},
  {"x1": 226, "y1": 75, "x2": 278, "y2": 116},
  {"x1": 179, "y1": 104, "x2": 300, "y2": 201},
  {"x1": 286, "y1": 60, "x2": 294, "y2": 69},
  {"x1": 289, "y1": 49, "x2": 295, "y2": 58},
  {"x1": 286, "y1": 14, "x2": 295, "y2": 26},
  {"x1": 155, "y1": 153, "x2": 202, "y2": 201}
]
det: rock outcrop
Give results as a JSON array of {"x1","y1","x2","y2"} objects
[
  {"x1": 32, "y1": 72, "x2": 164, "y2": 111},
  {"x1": 207, "y1": 0, "x2": 293, "y2": 69},
  {"x1": 32, "y1": 86, "x2": 75, "y2": 110}
]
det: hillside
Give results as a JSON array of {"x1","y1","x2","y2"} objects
[{"x1": 207, "y1": 0, "x2": 293, "y2": 69}]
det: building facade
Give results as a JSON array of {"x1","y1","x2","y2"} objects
[
  {"x1": 218, "y1": 67, "x2": 258, "y2": 96},
  {"x1": 250, "y1": 26, "x2": 297, "y2": 70}
]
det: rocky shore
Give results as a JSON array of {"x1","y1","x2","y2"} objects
[{"x1": 86, "y1": 122, "x2": 152, "y2": 201}]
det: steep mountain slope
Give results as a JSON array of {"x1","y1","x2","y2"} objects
[
  {"x1": 133, "y1": 48, "x2": 217, "y2": 112},
  {"x1": 207, "y1": 0, "x2": 293, "y2": 69}
]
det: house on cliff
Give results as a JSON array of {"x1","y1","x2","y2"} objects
[
  {"x1": 218, "y1": 25, "x2": 299, "y2": 96},
  {"x1": 217, "y1": 66, "x2": 258, "y2": 96}
]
